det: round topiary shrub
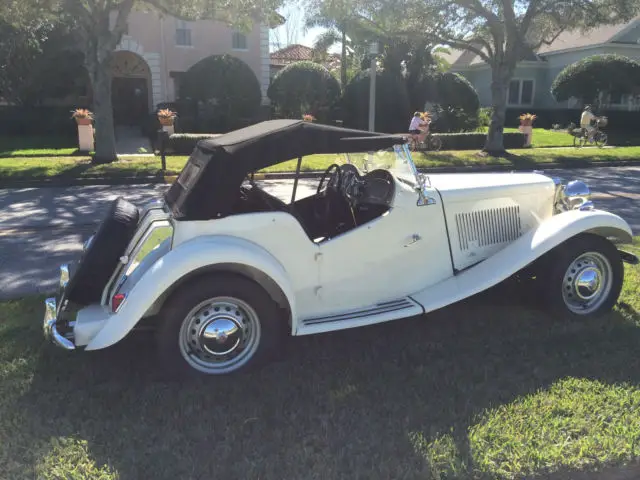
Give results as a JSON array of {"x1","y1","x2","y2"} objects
[
  {"x1": 341, "y1": 70, "x2": 410, "y2": 133},
  {"x1": 436, "y1": 72, "x2": 480, "y2": 113},
  {"x1": 551, "y1": 54, "x2": 640, "y2": 104},
  {"x1": 179, "y1": 54, "x2": 262, "y2": 132},
  {"x1": 410, "y1": 71, "x2": 480, "y2": 132},
  {"x1": 267, "y1": 61, "x2": 341, "y2": 122}
]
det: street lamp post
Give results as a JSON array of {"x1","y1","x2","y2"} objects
[{"x1": 368, "y1": 41, "x2": 379, "y2": 132}]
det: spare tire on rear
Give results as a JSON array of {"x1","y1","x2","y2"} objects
[{"x1": 65, "y1": 197, "x2": 140, "y2": 306}]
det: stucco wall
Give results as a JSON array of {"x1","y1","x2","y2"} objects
[{"x1": 114, "y1": 10, "x2": 267, "y2": 107}]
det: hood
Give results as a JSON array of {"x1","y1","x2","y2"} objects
[{"x1": 427, "y1": 172, "x2": 555, "y2": 202}]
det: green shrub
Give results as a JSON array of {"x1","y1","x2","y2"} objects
[
  {"x1": 179, "y1": 54, "x2": 261, "y2": 132},
  {"x1": 267, "y1": 61, "x2": 341, "y2": 122},
  {"x1": 431, "y1": 106, "x2": 479, "y2": 132},
  {"x1": 432, "y1": 132, "x2": 525, "y2": 150},
  {"x1": 166, "y1": 133, "x2": 221, "y2": 154},
  {"x1": 477, "y1": 107, "x2": 492, "y2": 132},
  {"x1": 411, "y1": 72, "x2": 480, "y2": 132},
  {"x1": 551, "y1": 54, "x2": 640, "y2": 103},
  {"x1": 0, "y1": 106, "x2": 77, "y2": 137},
  {"x1": 341, "y1": 70, "x2": 410, "y2": 133}
]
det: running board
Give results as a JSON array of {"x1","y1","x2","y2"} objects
[{"x1": 296, "y1": 297, "x2": 424, "y2": 335}]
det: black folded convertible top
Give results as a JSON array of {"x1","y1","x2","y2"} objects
[{"x1": 164, "y1": 119, "x2": 407, "y2": 220}]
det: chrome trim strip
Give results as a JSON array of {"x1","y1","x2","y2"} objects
[
  {"x1": 302, "y1": 298, "x2": 415, "y2": 325},
  {"x1": 43, "y1": 297, "x2": 76, "y2": 351}
]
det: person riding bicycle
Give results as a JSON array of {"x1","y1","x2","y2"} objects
[
  {"x1": 580, "y1": 105, "x2": 599, "y2": 143},
  {"x1": 409, "y1": 111, "x2": 430, "y2": 146}
]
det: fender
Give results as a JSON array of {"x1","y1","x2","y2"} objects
[
  {"x1": 411, "y1": 208, "x2": 633, "y2": 314},
  {"x1": 84, "y1": 235, "x2": 295, "y2": 351}
]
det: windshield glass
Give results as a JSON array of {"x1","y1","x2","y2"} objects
[{"x1": 342, "y1": 144, "x2": 419, "y2": 186}]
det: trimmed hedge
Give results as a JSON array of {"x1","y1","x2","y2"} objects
[
  {"x1": 0, "y1": 106, "x2": 77, "y2": 137},
  {"x1": 503, "y1": 108, "x2": 640, "y2": 132},
  {"x1": 432, "y1": 132, "x2": 526, "y2": 150},
  {"x1": 551, "y1": 54, "x2": 640, "y2": 103},
  {"x1": 179, "y1": 54, "x2": 262, "y2": 133},
  {"x1": 165, "y1": 133, "x2": 221, "y2": 154},
  {"x1": 342, "y1": 70, "x2": 410, "y2": 133},
  {"x1": 268, "y1": 61, "x2": 341, "y2": 123}
]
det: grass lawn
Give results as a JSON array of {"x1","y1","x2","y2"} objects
[
  {"x1": 2, "y1": 146, "x2": 640, "y2": 181},
  {"x1": 0, "y1": 136, "x2": 78, "y2": 157},
  {"x1": 2, "y1": 239, "x2": 640, "y2": 478},
  {"x1": 504, "y1": 127, "x2": 574, "y2": 148}
]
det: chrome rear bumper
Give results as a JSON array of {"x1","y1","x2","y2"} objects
[{"x1": 43, "y1": 264, "x2": 76, "y2": 350}]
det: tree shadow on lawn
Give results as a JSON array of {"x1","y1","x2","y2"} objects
[{"x1": 7, "y1": 280, "x2": 640, "y2": 479}]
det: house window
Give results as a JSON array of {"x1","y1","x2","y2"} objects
[
  {"x1": 176, "y1": 20, "x2": 192, "y2": 46},
  {"x1": 232, "y1": 31, "x2": 248, "y2": 50},
  {"x1": 507, "y1": 79, "x2": 534, "y2": 105}
]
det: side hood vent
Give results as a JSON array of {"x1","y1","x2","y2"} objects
[{"x1": 455, "y1": 206, "x2": 521, "y2": 251}]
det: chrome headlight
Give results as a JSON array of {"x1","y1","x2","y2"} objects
[{"x1": 553, "y1": 178, "x2": 594, "y2": 213}]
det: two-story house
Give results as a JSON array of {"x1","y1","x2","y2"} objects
[{"x1": 106, "y1": 10, "x2": 273, "y2": 125}]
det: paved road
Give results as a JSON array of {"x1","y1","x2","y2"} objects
[
  {"x1": 0, "y1": 180, "x2": 317, "y2": 300},
  {"x1": 1, "y1": 167, "x2": 638, "y2": 300}
]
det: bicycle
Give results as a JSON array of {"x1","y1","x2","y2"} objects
[
  {"x1": 573, "y1": 117, "x2": 608, "y2": 148},
  {"x1": 408, "y1": 131, "x2": 442, "y2": 152}
]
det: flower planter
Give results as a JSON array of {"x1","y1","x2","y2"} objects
[
  {"x1": 75, "y1": 117, "x2": 92, "y2": 126},
  {"x1": 519, "y1": 124, "x2": 533, "y2": 147},
  {"x1": 158, "y1": 118, "x2": 174, "y2": 127}
]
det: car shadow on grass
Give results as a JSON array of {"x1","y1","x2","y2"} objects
[{"x1": 6, "y1": 280, "x2": 640, "y2": 479}]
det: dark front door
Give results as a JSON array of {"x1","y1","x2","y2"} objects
[{"x1": 112, "y1": 77, "x2": 149, "y2": 126}]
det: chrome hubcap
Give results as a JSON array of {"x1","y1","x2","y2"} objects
[
  {"x1": 179, "y1": 297, "x2": 261, "y2": 374},
  {"x1": 562, "y1": 251, "x2": 612, "y2": 314}
]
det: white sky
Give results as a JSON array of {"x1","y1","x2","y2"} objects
[{"x1": 269, "y1": 3, "x2": 339, "y2": 52}]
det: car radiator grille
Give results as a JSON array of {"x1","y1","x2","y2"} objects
[{"x1": 455, "y1": 206, "x2": 521, "y2": 251}]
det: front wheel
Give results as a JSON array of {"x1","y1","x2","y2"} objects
[
  {"x1": 541, "y1": 234, "x2": 623, "y2": 318},
  {"x1": 595, "y1": 132, "x2": 608, "y2": 148},
  {"x1": 573, "y1": 133, "x2": 587, "y2": 148},
  {"x1": 156, "y1": 274, "x2": 287, "y2": 377}
]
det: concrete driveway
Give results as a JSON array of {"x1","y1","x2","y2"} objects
[{"x1": 1, "y1": 168, "x2": 638, "y2": 300}]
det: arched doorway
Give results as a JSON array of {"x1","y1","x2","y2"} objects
[{"x1": 111, "y1": 51, "x2": 151, "y2": 126}]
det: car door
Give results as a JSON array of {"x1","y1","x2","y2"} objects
[{"x1": 314, "y1": 181, "x2": 453, "y2": 315}]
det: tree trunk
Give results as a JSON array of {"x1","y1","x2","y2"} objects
[
  {"x1": 89, "y1": 58, "x2": 117, "y2": 164},
  {"x1": 340, "y1": 28, "x2": 347, "y2": 88},
  {"x1": 483, "y1": 65, "x2": 512, "y2": 154}
]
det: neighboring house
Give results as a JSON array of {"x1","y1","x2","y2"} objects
[
  {"x1": 269, "y1": 44, "x2": 340, "y2": 79},
  {"x1": 445, "y1": 16, "x2": 640, "y2": 111},
  {"x1": 37, "y1": 10, "x2": 275, "y2": 126}
]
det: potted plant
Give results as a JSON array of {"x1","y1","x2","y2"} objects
[
  {"x1": 157, "y1": 109, "x2": 177, "y2": 126},
  {"x1": 518, "y1": 113, "x2": 536, "y2": 147},
  {"x1": 519, "y1": 113, "x2": 536, "y2": 127},
  {"x1": 72, "y1": 108, "x2": 93, "y2": 126}
]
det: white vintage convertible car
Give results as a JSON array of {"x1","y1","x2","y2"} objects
[{"x1": 43, "y1": 119, "x2": 638, "y2": 377}]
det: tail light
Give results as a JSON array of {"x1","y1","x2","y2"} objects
[{"x1": 111, "y1": 293, "x2": 126, "y2": 312}]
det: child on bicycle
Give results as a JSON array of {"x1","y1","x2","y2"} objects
[{"x1": 408, "y1": 112, "x2": 430, "y2": 146}]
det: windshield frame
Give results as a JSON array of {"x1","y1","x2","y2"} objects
[{"x1": 344, "y1": 142, "x2": 422, "y2": 187}]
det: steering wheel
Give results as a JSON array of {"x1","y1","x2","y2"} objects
[{"x1": 317, "y1": 163, "x2": 342, "y2": 194}]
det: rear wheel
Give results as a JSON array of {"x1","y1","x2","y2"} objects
[
  {"x1": 428, "y1": 135, "x2": 442, "y2": 151},
  {"x1": 541, "y1": 234, "x2": 623, "y2": 318},
  {"x1": 155, "y1": 275, "x2": 287, "y2": 377}
]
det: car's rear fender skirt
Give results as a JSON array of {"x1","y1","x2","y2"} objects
[
  {"x1": 84, "y1": 235, "x2": 295, "y2": 351},
  {"x1": 411, "y1": 209, "x2": 633, "y2": 314}
]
